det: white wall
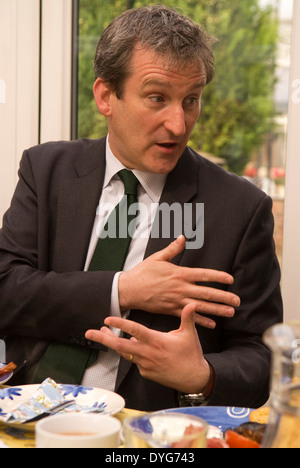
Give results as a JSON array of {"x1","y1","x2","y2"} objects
[
  {"x1": 0, "y1": 0, "x2": 40, "y2": 224},
  {"x1": 281, "y1": 0, "x2": 300, "y2": 322}
]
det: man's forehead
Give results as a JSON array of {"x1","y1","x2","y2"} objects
[{"x1": 129, "y1": 44, "x2": 207, "y2": 85}]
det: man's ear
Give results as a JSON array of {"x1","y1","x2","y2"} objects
[{"x1": 93, "y1": 78, "x2": 114, "y2": 117}]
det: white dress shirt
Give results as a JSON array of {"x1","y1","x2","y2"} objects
[{"x1": 81, "y1": 138, "x2": 166, "y2": 390}]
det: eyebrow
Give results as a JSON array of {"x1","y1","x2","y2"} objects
[
  {"x1": 143, "y1": 79, "x2": 172, "y2": 89},
  {"x1": 142, "y1": 79, "x2": 206, "y2": 90}
]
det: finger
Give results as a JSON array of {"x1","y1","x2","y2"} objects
[
  {"x1": 152, "y1": 235, "x2": 186, "y2": 263},
  {"x1": 119, "y1": 337, "x2": 140, "y2": 362},
  {"x1": 183, "y1": 268, "x2": 235, "y2": 285},
  {"x1": 85, "y1": 327, "x2": 137, "y2": 356},
  {"x1": 184, "y1": 283, "x2": 240, "y2": 307},
  {"x1": 119, "y1": 351, "x2": 135, "y2": 363},
  {"x1": 194, "y1": 315, "x2": 216, "y2": 329},
  {"x1": 179, "y1": 303, "x2": 197, "y2": 331},
  {"x1": 160, "y1": 305, "x2": 217, "y2": 330},
  {"x1": 104, "y1": 316, "x2": 154, "y2": 343},
  {"x1": 100, "y1": 326, "x2": 116, "y2": 336},
  {"x1": 85, "y1": 328, "x2": 107, "y2": 342},
  {"x1": 130, "y1": 336, "x2": 139, "y2": 343},
  {"x1": 174, "y1": 300, "x2": 236, "y2": 330},
  {"x1": 85, "y1": 325, "x2": 120, "y2": 342},
  {"x1": 193, "y1": 300, "x2": 237, "y2": 317}
]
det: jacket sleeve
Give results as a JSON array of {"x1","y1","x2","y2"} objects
[
  {"x1": 0, "y1": 150, "x2": 114, "y2": 348},
  {"x1": 205, "y1": 195, "x2": 283, "y2": 408}
]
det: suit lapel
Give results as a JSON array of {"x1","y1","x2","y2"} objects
[{"x1": 53, "y1": 139, "x2": 106, "y2": 273}]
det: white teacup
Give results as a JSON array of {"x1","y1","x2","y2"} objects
[{"x1": 35, "y1": 413, "x2": 121, "y2": 448}]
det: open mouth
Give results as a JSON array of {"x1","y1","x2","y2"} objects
[{"x1": 156, "y1": 142, "x2": 178, "y2": 149}]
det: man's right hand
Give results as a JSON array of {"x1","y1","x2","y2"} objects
[{"x1": 118, "y1": 235, "x2": 240, "y2": 329}]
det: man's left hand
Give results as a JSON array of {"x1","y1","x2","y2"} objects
[{"x1": 85, "y1": 303, "x2": 210, "y2": 394}]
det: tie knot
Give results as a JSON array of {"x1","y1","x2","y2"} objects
[{"x1": 118, "y1": 169, "x2": 139, "y2": 196}]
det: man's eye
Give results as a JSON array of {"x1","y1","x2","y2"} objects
[
  {"x1": 186, "y1": 97, "x2": 198, "y2": 106},
  {"x1": 150, "y1": 96, "x2": 164, "y2": 103}
]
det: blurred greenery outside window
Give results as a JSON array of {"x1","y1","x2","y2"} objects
[{"x1": 75, "y1": 0, "x2": 294, "y2": 265}]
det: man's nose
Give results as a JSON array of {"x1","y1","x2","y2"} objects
[{"x1": 163, "y1": 106, "x2": 186, "y2": 137}]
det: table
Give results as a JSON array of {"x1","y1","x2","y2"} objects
[
  {"x1": 0, "y1": 383, "x2": 143, "y2": 448},
  {"x1": 0, "y1": 407, "x2": 143, "y2": 449}
]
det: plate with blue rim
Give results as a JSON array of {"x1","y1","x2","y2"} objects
[
  {"x1": 0, "y1": 363, "x2": 14, "y2": 386},
  {"x1": 0, "y1": 381, "x2": 125, "y2": 431},
  {"x1": 166, "y1": 406, "x2": 253, "y2": 433}
]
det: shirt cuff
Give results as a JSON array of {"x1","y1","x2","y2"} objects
[{"x1": 111, "y1": 272, "x2": 122, "y2": 318}]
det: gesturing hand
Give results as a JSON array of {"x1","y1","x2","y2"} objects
[
  {"x1": 85, "y1": 303, "x2": 211, "y2": 394},
  {"x1": 118, "y1": 235, "x2": 240, "y2": 329}
]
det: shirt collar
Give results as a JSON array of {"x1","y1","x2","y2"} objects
[{"x1": 105, "y1": 136, "x2": 167, "y2": 203}]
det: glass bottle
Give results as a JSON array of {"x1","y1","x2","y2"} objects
[{"x1": 262, "y1": 322, "x2": 300, "y2": 448}]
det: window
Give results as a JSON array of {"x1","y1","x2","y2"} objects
[{"x1": 75, "y1": 0, "x2": 294, "y2": 269}]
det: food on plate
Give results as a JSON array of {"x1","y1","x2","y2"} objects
[
  {"x1": 171, "y1": 424, "x2": 206, "y2": 448},
  {"x1": 0, "y1": 362, "x2": 17, "y2": 376},
  {"x1": 224, "y1": 422, "x2": 267, "y2": 448},
  {"x1": 168, "y1": 407, "x2": 271, "y2": 448},
  {"x1": 233, "y1": 422, "x2": 267, "y2": 444},
  {"x1": 207, "y1": 437, "x2": 229, "y2": 448},
  {"x1": 249, "y1": 407, "x2": 270, "y2": 425},
  {"x1": 225, "y1": 430, "x2": 261, "y2": 449}
]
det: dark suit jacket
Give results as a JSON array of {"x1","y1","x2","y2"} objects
[{"x1": 0, "y1": 137, "x2": 283, "y2": 411}]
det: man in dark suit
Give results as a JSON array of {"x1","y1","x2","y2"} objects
[{"x1": 0, "y1": 6, "x2": 282, "y2": 412}]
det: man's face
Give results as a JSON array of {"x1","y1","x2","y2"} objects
[{"x1": 105, "y1": 47, "x2": 207, "y2": 174}]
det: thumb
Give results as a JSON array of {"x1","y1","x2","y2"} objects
[
  {"x1": 179, "y1": 303, "x2": 197, "y2": 332},
  {"x1": 154, "y1": 235, "x2": 186, "y2": 263}
]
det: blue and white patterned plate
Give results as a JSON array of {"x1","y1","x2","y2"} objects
[
  {"x1": 0, "y1": 381, "x2": 125, "y2": 431},
  {"x1": 0, "y1": 363, "x2": 14, "y2": 385},
  {"x1": 167, "y1": 407, "x2": 253, "y2": 433}
]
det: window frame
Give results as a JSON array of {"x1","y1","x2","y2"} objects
[
  {"x1": 39, "y1": 0, "x2": 73, "y2": 143},
  {"x1": 281, "y1": 0, "x2": 300, "y2": 321}
]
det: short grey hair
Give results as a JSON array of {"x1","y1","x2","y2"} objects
[{"x1": 94, "y1": 5, "x2": 215, "y2": 98}]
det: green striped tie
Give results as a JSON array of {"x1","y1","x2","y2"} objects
[{"x1": 33, "y1": 170, "x2": 139, "y2": 385}]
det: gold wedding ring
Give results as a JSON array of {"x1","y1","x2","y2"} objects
[{"x1": 129, "y1": 354, "x2": 133, "y2": 362}]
